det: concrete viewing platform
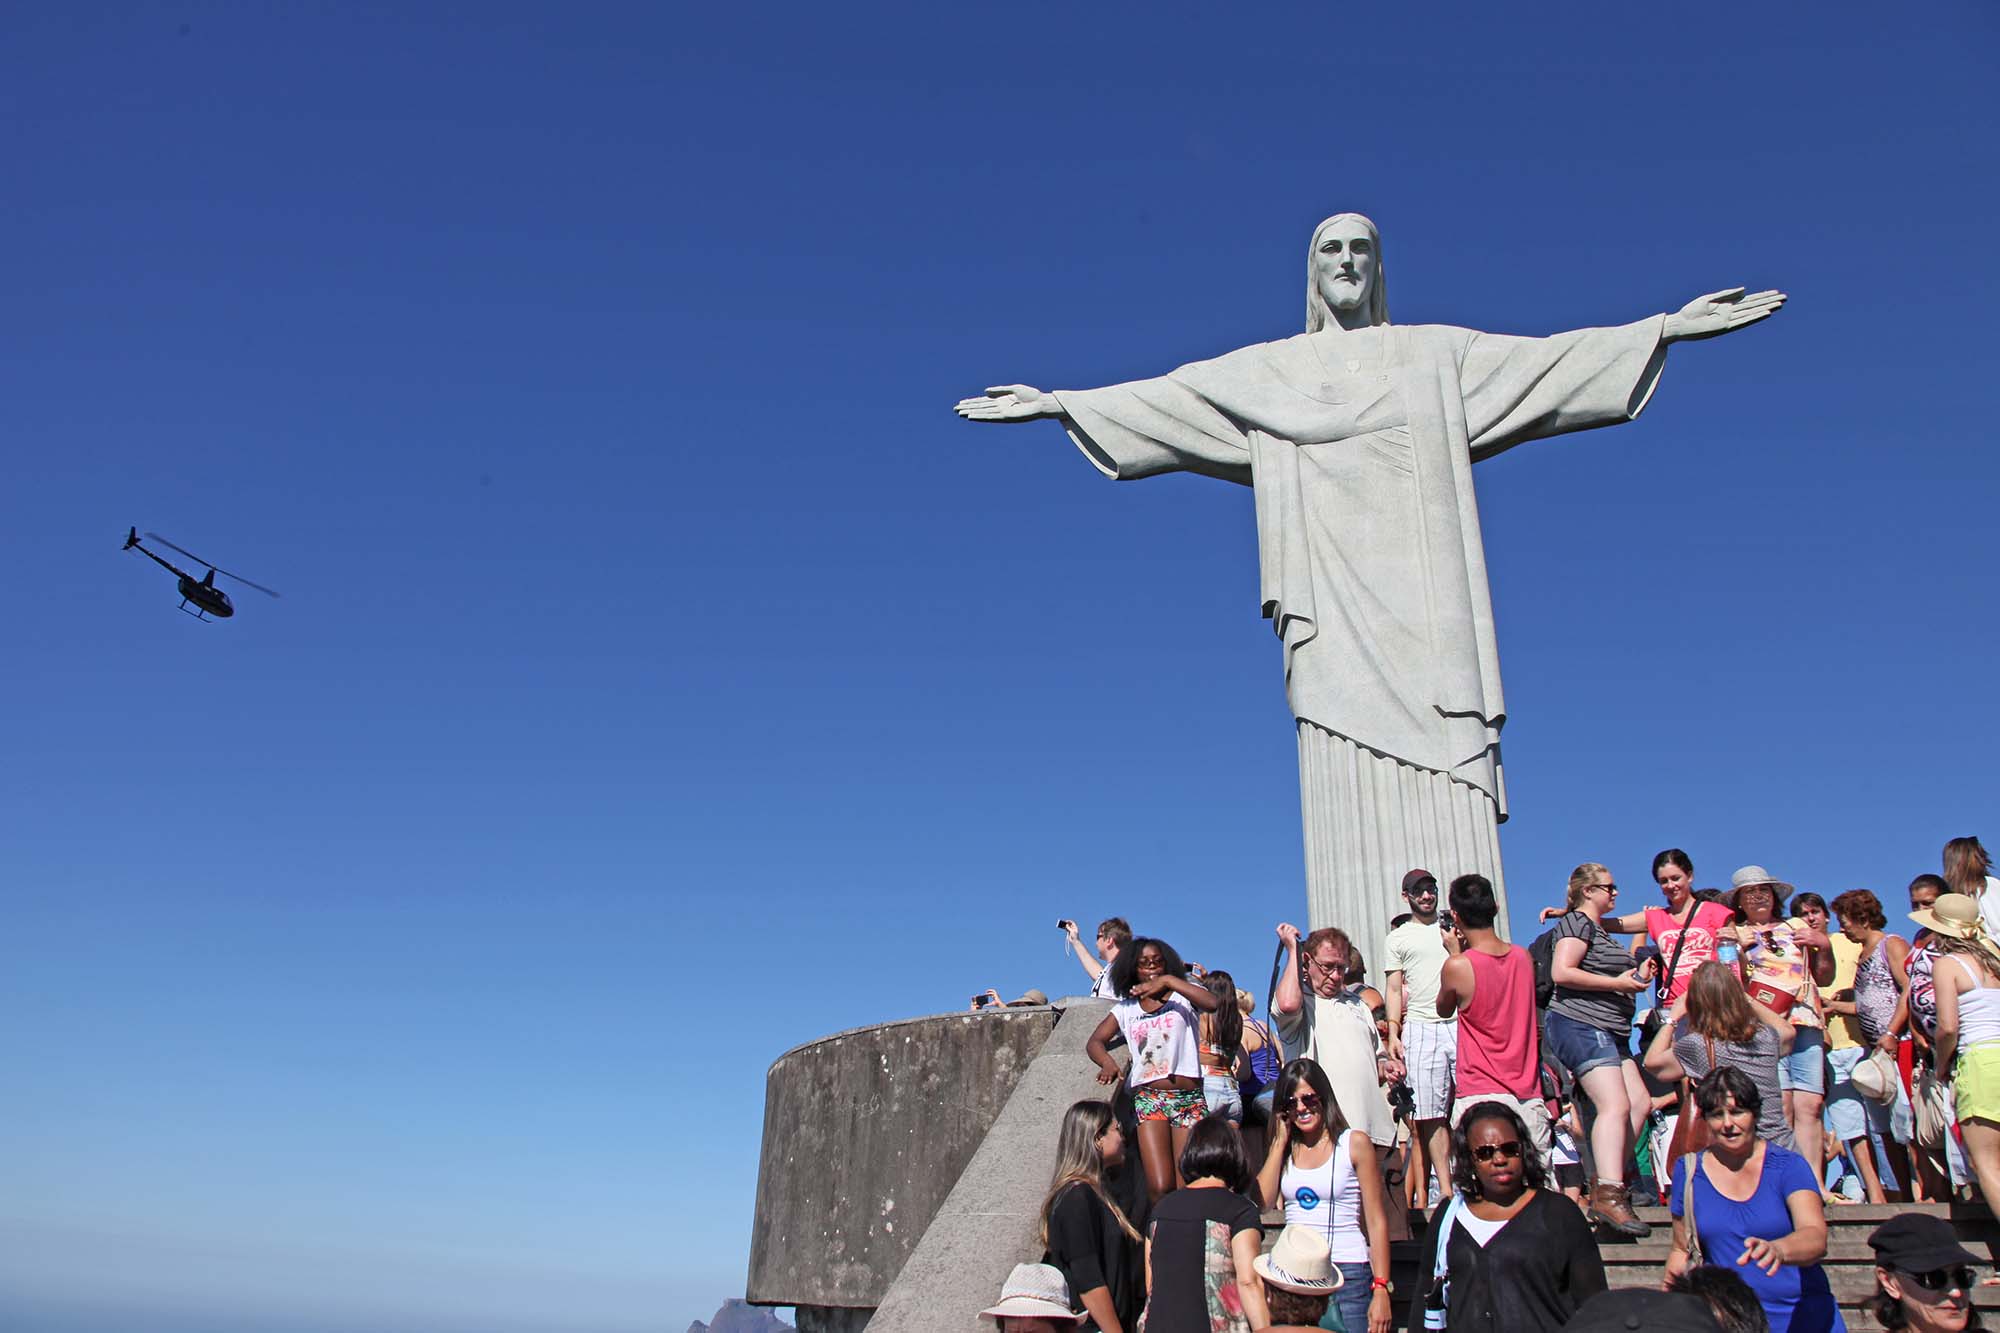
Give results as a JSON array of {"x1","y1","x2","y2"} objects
[{"x1": 749, "y1": 997, "x2": 1999, "y2": 1332}]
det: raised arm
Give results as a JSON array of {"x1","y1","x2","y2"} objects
[
  {"x1": 1063, "y1": 921, "x2": 1105, "y2": 985},
  {"x1": 1274, "y1": 923, "x2": 1305, "y2": 1019},
  {"x1": 1434, "y1": 954, "x2": 1471, "y2": 1020},
  {"x1": 1256, "y1": 1107, "x2": 1292, "y2": 1209}
]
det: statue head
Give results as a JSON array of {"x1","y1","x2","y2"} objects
[{"x1": 1305, "y1": 213, "x2": 1389, "y2": 332}]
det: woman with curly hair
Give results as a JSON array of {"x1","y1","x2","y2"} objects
[
  {"x1": 1405, "y1": 1100, "x2": 1605, "y2": 1333},
  {"x1": 1084, "y1": 937, "x2": 1220, "y2": 1201}
]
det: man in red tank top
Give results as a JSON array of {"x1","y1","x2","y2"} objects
[{"x1": 1435, "y1": 873, "x2": 1554, "y2": 1157}]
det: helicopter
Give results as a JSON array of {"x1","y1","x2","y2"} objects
[{"x1": 124, "y1": 528, "x2": 281, "y2": 620}]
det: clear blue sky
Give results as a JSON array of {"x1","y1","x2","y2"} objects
[{"x1": 4, "y1": 4, "x2": 1996, "y2": 1330}]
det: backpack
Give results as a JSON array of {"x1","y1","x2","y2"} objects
[{"x1": 1528, "y1": 922, "x2": 1562, "y2": 1011}]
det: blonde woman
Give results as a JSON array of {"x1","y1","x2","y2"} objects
[
  {"x1": 1039, "y1": 1100, "x2": 1142, "y2": 1333},
  {"x1": 1925, "y1": 896, "x2": 2000, "y2": 1211},
  {"x1": 1543, "y1": 862, "x2": 1656, "y2": 1236}
]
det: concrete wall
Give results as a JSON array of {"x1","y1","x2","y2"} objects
[
  {"x1": 865, "y1": 998, "x2": 1113, "y2": 1333},
  {"x1": 746, "y1": 1004, "x2": 1060, "y2": 1320}
]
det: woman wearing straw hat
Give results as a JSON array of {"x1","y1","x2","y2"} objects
[
  {"x1": 1921, "y1": 891, "x2": 2000, "y2": 1209},
  {"x1": 1728, "y1": 865, "x2": 1836, "y2": 1192},
  {"x1": 1251, "y1": 1226, "x2": 1343, "y2": 1332}
]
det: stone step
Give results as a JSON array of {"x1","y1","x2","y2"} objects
[
  {"x1": 1605, "y1": 1265, "x2": 2000, "y2": 1306},
  {"x1": 1630, "y1": 1200, "x2": 1994, "y2": 1226},
  {"x1": 1597, "y1": 1235, "x2": 1902, "y2": 1264}
]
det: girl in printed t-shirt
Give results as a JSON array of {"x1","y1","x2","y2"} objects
[{"x1": 1086, "y1": 937, "x2": 1220, "y2": 1203}]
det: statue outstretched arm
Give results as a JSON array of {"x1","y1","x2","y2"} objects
[
  {"x1": 1661, "y1": 287, "x2": 1786, "y2": 343},
  {"x1": 953, "y1": 384, "x2": 1065, "y2": 423}
]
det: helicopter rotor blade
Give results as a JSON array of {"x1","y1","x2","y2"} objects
[{"x1": 145, "y1": 532, "x2": 283, "y2": 598}]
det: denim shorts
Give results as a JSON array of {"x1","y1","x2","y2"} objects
[
  {"x1": 1544, "y1": 1008, "x2": 1628, "y2": 1079},
  {"x1": 1778, "y1": 1025, "x2": 1827, "y2": 1094},
  {"x1": 1203, "y1": 1073, "x2": 1244, "y2": 1124},
  {"x1": 1825, "y1": 1045, "x2": 1895, "y2": 1142}
]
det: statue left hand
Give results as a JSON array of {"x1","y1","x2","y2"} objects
[{"x1": 1663, "y1": 287, "x2": 1787, "y2": 342}]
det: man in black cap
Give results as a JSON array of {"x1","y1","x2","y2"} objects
[{"x1": 1867, "y1": 1213, "x2": 1985, "y2": 1332}]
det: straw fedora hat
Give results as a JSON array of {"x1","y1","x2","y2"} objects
[
  {"x1": 1908, "y1": 893, "x2": 2000, "y2": 967},
  {"x1": 1849, "y1": 1050, "x2": 1900, "y2": 1106},
  {"x1": 1252, "y1": 1225, "x2": 1342, "y2": 1293},
  {"x1": 980, "y1": 1264, "x2": 1084, "y2": 1322}
]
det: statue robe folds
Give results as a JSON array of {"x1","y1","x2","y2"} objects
[{"x1": 1053, "y1": 318, "x2": 1666, "y2": 946}]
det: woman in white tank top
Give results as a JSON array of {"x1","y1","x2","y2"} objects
[
  {"x1": 1930, "y1": 922, "x2": 2000, "y2": 1210},
  {"x1": 1255, "y1": 1058, "x2": 1393, "y2": 1333}
]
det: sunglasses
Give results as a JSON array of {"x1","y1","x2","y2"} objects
[
  {"x1": 1898, "y1": 1266, "x2": 1977, "y2": 1297},
  {"x1": 1285, "y1": 1094, "x2": 1323, "y2": 1114},
  {"x1": 1470, "y1": 1140, "x2": 1522, "y2": 1162}
]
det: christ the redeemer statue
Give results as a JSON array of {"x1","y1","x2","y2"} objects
[{"x1": 955, "y1": 213, "x2": 1783, "y2": 956}]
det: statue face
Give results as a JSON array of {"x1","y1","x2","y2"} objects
[{"x1": 1313, "y1": 217, "x2": 1377, "y2": 318}]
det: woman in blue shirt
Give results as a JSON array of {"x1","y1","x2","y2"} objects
[{"x1": 1668, "y1": 1066, "x2": 1844, "y2": 1333}]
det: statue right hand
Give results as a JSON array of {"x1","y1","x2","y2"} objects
[{"x1": 954, "y1": 384, "x2": 1057, "y2": 422}]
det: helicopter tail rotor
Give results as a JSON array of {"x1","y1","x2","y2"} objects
[
  {"x1": 144, "y1": 532, "x2": 282, "y2": 598},
  {"x1": 123, "y1": 526, "x2": 140, "y2": 550}
]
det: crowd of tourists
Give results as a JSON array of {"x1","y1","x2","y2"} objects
[{"x1": 992, "y1": 834, "x2": 2000, "y2": 1333}]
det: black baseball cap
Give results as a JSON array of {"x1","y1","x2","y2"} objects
[
  {"x1": 1869, "y1": 1214, "x2": 1983, "y2": 1273},
  {"x1": 1565, "y1": 1290, "x2": 1721, "y2": 1333},
  {"x1": 1401, "y1": 869, "x2": 1438, "y2": 894}
]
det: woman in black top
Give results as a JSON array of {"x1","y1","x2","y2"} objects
[
  {"x1": 1141, "y1": 1117, "x2": 1267, "y2": 1333},
  {"x1": 1039, "y1": 1100, "x2": 1143, "y2": 1333},
  {"x1": 1408, "y1": 1101, "x2": 1606, "y2": 1333}
]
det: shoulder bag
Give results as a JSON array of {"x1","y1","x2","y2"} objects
[
  {"x1": 1679, "y1": 1150, "x2": 1708, "y2": 1268},
  {"x1": 1666, "y1": 1033, "x2": 1716, "y2": 1161}
]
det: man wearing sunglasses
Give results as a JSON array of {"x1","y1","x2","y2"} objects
[
  {"x1": 1384, "y1": 868, "x2": 1462, "y2": 1208},
  {"x1": 1274, "y1": 922, "x2": 1403, "y2": 1155},
  {"x1": 1867, "y1": 1213, "x2": 1984, "y2": 1333}
]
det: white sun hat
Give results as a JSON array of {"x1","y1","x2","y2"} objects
[
  {"x1": 979, "y1": 1263, "x2": 1085, "y2": 1322},
  {"x1": 1251, "y1": 1225, "x2": 1342, "y2": 1293}
]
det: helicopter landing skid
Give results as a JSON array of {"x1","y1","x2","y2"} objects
[{"x1": 177, "y1": 600, "x2": 212, "y2": 622}]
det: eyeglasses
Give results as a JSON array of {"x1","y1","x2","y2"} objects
[
  {"x1": 1589, "y1": 882, "x2": 1618, "y2": 894},
  {"x1": 1286, "y1": 1094, "x2": 1323, "y2": 1114},
  {"x1": 1898, "y1": 1266, "x2": 1976, "y2": 1295},
  {"x1": 1305, "y1": 955, "x2": 1348, "y2": 975},
  {"x1": 1470, "y1": 1140, "x2": 1522, "y2": 1162}
]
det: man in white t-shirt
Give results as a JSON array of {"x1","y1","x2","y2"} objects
[
  {"x1": 1064, "y1": 917, "x2": 1130, "y2": 1000},
  {"x1": 1273, "y1": 923, "x2": 1403, "y2": 1154},
  {"x1": 1383, "y1": 868, "x2": 1462, "y2": 1204}
]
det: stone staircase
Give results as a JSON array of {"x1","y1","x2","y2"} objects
[{"x1": 1263, "y1": 1200, "x2": 1999, "y2": 1331}]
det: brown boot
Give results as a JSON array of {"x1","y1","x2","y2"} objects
[{"x1": 1587, "y1": 1178, "x2": 1650, "y2": 1238}]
